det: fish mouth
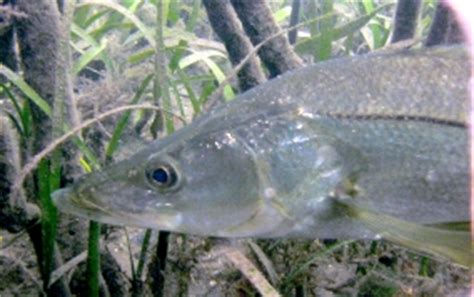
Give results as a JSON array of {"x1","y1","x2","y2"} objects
[
  {"x1": 52, "y1": 187, "x2": 118, "y2": 223},
  {"x1": 52, "y1": 187, "x2": 183, "y2": 231}
]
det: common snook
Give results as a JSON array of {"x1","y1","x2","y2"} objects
[{"x1": 53, "y1": 47, "x2": 471, "y2": 266}]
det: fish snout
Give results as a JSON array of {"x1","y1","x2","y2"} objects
[{"x1": 52, "y1": 188, "x2": 72, "y2": 208}]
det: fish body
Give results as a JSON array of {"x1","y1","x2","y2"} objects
[{"x1": 53, "y1": 47, "x2": 470, "y2": 263}]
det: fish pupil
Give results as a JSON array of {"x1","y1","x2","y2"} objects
[
  {"x1": 147, "y1": 161, "x2": 178, "y2": 189},
  {"x1": 152, "y1": 168, "x2": 169, "y2": 184}
]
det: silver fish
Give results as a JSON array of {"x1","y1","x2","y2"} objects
[{"x1": 53, "y1": 46, "x2": 471, "y2": 266}]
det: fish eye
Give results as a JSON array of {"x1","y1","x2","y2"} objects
[{"x1": 147, "y1": 163, "x2": 179, "y2": 189}]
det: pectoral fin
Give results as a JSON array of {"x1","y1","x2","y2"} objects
[
  {"x1": 337, "y1": 198, "x2": 472, "y2": 268},
  {"x1": 427, "y1": 221, "x2": 470, "y2": 232}
]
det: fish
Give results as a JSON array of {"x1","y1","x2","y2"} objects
[{"x1": 52, "y1": 46, "x2": 471, "y2": 267}]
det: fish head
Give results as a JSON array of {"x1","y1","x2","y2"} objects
[{"x1": 53, "y1": 125, "x2": 266, "y2": 236}]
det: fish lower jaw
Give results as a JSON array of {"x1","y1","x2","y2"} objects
[{"x1": 60, "y1": 209, "x2": 185, "y2": 231}]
